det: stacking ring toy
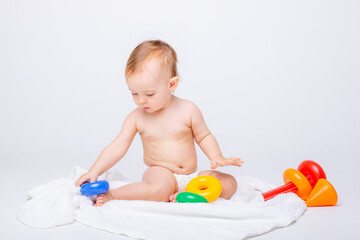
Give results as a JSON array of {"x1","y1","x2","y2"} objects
[
  {"x1": 261, "y1": 160, "x2": 338, "y2": 207},
  {"x1": 176, "y1": 192, "x2": 208, "y2": 203},
  {"x1": 80, "y1": 180, "x2": 109, "y2": 196},
  {"x1": 186, "y1": 176, "x2": 222, "y2": 202},
  {"x1": 262, "y1": 160, "x2": 327, "y2": 201},
  {"x1": 283, "y1": 169, "x2": 312, "y2": 200}
]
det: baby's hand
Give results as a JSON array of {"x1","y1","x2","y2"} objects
[
  {"x1": 210, "y1": 157, "x2": 243, "y2": 169},
  {"x1": 75, "y1": 171, "x2": 99, "y2": 187}
]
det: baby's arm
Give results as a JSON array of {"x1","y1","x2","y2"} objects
[
  {"x1": 75, "y1": 110, "x2": 138, "y2": 186},
  {"x1": 190, "y1": 103, "x2": 243, "y2": 169}
]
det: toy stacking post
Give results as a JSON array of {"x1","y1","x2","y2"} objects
[
  {"x1": 262, "y1": 160, "x2": 338, "y2": 207},
  {"x1": 262, "y1": 160, "x2": 326, "y2": 201}
]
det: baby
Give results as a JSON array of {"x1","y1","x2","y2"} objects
[{"x1": 75, "y1": 40, "x2": 243, "y2": 206}]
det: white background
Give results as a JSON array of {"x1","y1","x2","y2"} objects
[{"x1": 1, "y1": 0, "x2": 359, "y2": 239}]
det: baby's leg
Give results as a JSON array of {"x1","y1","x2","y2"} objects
[
  {"x1": 95, "y1": 166, "x2": 177, "y2": 206},
  {"x1": 198, "y1": 170, "x2": 238, "y2": 199}
]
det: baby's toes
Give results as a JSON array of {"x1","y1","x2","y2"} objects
[
  {"x1": 169, "y1": 192, "x2": 180, "y2": 203},
  {"x1": 169, "y1": 194, "x2": 176, "y2": 203},
  {"x1": 95, "y1": 194, "x2": 105, "y2": 207}
]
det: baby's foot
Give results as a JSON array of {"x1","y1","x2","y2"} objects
[
  {"x1": 169, "y1": 189, "x2": 185, "y2": 203},
  {"x1": 95, "y1": 191, "x2": 113, "y2": 207}
]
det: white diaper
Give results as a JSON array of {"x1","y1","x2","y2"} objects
[
  {"x1": 143, "y1": 165, "x2": 199, "y2": 191},
  {"x1": 173, "y1": 171, "x2": 200, "y2": 191}
]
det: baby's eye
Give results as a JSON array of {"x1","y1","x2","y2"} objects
[
  {"x1": 146, "y1": 93, "x2": 155, "y2": 97},
  {"x1": 131, "y1": 92, "x2": 138, "y2": 96}
]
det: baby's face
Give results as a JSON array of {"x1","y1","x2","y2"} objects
[{"x1": 126, "y1": 59, "x2": 174, "y2": 113}]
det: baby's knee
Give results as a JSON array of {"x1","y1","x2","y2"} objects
[
  {"x1": 148, "y1": 184, "x2": 174, "y2": 202},
  {"x1": 221, "y1": 174, "x2": 238, "y2": 199},
  {"x1": 199, "y1": 170, "x2": 237, "y2": 199}
]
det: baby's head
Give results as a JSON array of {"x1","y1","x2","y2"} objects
[{"x1": 125, "y1": 40, "x2": 179, "y2": 113}]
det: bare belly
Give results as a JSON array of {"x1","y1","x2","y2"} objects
[{"x1": 142, "y1": 138, "x2": 198, "y2": 174}]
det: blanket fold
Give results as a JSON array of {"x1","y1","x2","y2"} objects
[{"x1": 17, "y1": 167, "x2": 306, "y2": 240}]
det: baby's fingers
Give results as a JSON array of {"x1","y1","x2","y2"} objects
[
  {"x1": 75, "y1": 175, "x2": 89, "y2": 187},
  {"x1": 75, "y1": 178, "x2": 83, "y2": 187},
  {"x1": 228, "y1": 157, "x2": 244, "y2": 167},
  {"x1": 90, "y1": 176, "x2": 98, "y2": 183},
  {"x1": 210, "y1": 161, "x2": 219, "y2": 169}
]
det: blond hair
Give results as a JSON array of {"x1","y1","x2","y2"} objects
[{"x1": 125, "y1": 40, "x2": 178, "y2": 79}]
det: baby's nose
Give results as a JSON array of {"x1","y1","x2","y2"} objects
[{"x1": 139, "y1": 96, "x2": 147, "y2": 104}]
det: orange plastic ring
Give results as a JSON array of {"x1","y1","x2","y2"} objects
[{"x1": 283, "y1": 168, "x2": 312, "y2": 200}]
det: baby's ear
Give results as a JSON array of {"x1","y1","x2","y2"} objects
[{"x1": 169, "y1": 76, "x2": 179, "y2": 93}]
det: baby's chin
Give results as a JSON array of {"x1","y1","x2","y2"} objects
[
  {"x1": 141, "y1": 105, "x2": 167, "y2": 113},
  {"x1": 142, "y1": 107, "x2": 158, "y2": 113}
]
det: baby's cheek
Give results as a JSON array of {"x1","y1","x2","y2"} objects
[{"x1": 133, "y1": 99, "x2": 140, "y2": 106}]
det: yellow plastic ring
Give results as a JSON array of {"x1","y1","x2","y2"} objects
[
  {"x1": 186, "y1": 176, "x2": 222, "y2": 203},
  {"x1": 283, "y1": 168, "x2": 312, "y2": 200}
]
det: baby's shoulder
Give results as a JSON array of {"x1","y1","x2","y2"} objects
[
  {"x1": 176, "y1": 97, "x2": 202, "y2": 114},
  {"x1": 177, "y1": 97, "x2": 197, "y2": 109},
  {"x1": 125, "y1": 108, "x2": 142, "y2": 122}
]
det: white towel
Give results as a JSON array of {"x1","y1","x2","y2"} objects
[{"x1": 17, "y1": 167, "x2": 307, "y2": 240}]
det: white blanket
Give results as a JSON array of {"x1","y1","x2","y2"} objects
[{"x1": 17, "y1": 167, "x2": 306, "y2": 240}]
